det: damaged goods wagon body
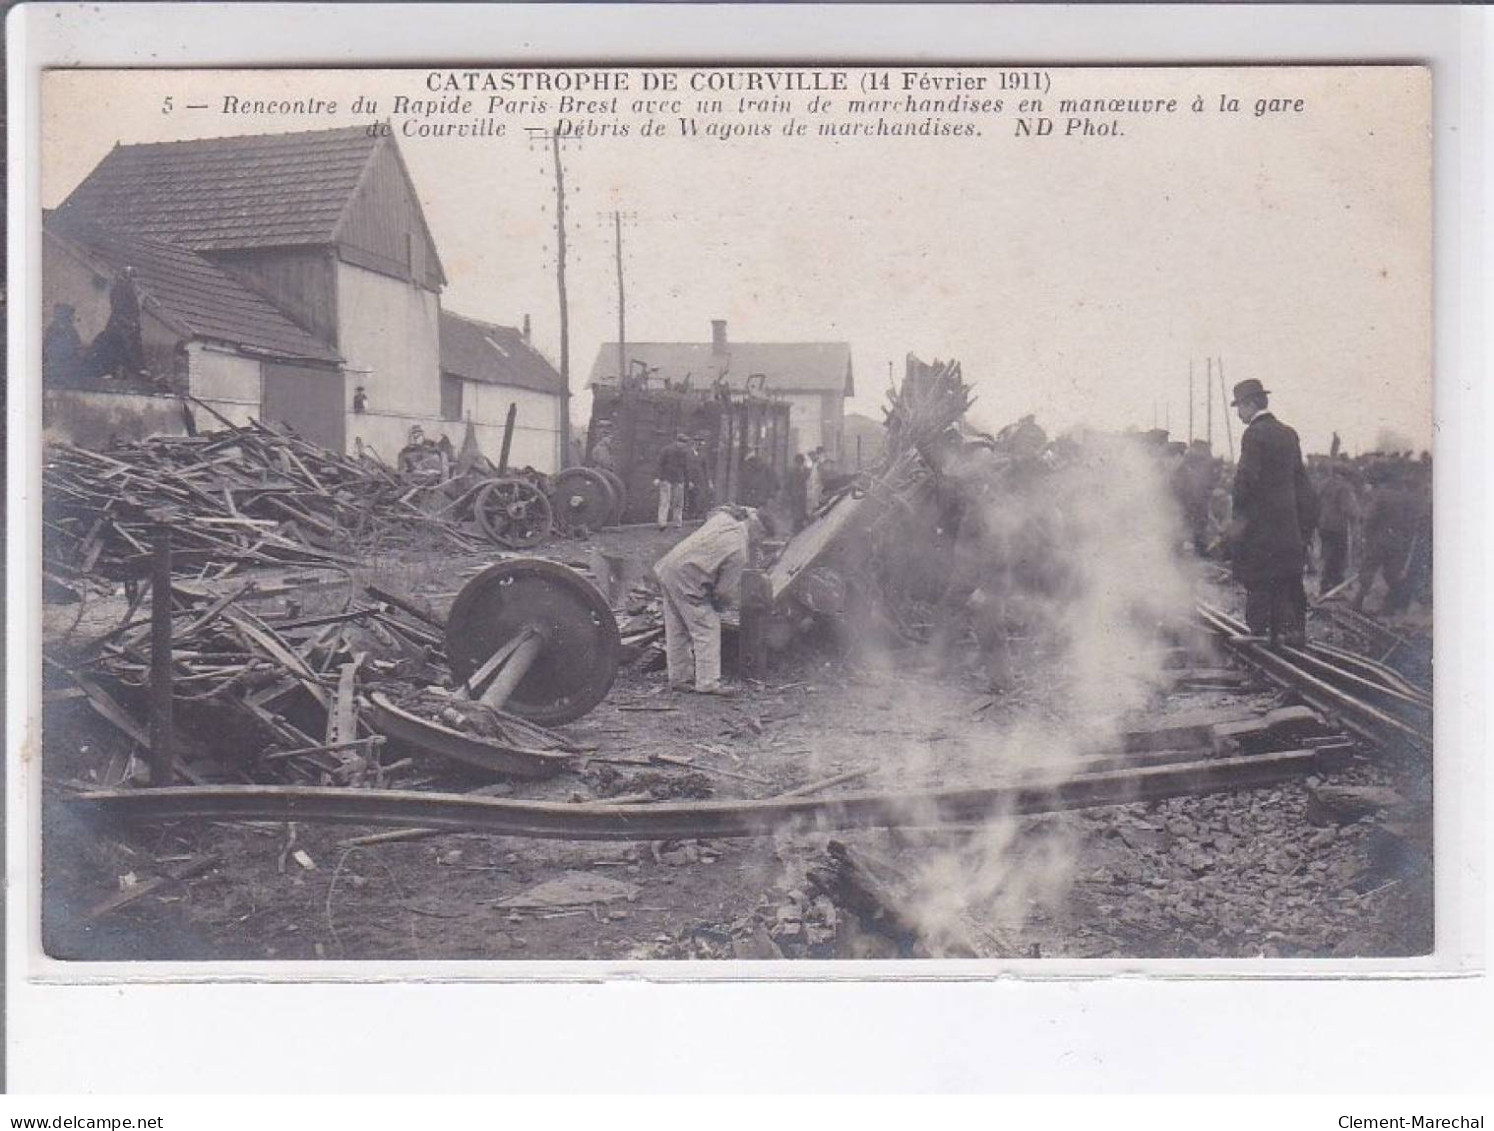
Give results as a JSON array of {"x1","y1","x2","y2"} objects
[{"x1": 586, "y1": 385, "x2": 792, "y2": 524}]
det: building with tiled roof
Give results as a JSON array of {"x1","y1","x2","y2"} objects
[
  {"x1": 438, "y1": 311, "x2": 564, "y2": 470},
  {"x1": 55, "y1": 126, "x2": 445, "y2": 287},
  {"x1": 588, "y1": 320, "x2": 854, "y2": 458},
  {"x1": 440, "y1": 311, "x2": 563, "y2": 397},
  {"x1": 47, "y1": 216, "x2": 341, "y2": 365},
  {"x1": 43, "y1": 213, "x2": 345, "y2": 446},
  {"x1": 46, "y1": 126, "x2": 562, "y2": 468}
]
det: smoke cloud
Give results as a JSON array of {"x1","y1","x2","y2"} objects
[{"x1": 817, "y1": 429, "x2": 1197, "y2": 955}]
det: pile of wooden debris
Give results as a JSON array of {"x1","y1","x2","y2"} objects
[{"x1": 44, "y1": 419, "x2": 502, "y2": 592}]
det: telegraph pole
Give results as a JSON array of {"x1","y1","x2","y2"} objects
[
  {"x1": 1188, "y1": 359, "x2": 1194, "y2": 443},
  {"x1": 1206, "y1": 357, "x2": 1213, "y2": 449},
  {"x1": 1218, "y1": 356, "x2": 1234, "y2": 461},
  {"x1": 551, "y1": 131, "x2": 571, "y2": 468},
  {"x1": 614, "y1": 210, "x2": 627, "y2": 385}
]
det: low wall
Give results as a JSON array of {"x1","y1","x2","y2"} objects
[
  {"x1": 44, "y1": 389, "x2": 260, "y2": 447},
  {"x1": 44, "y1": 389, "x2": 189, "y2": 447}
]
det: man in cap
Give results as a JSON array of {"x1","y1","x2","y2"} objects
[
  {"x1": 652, "y1": 506, "x2": 774, "y2": 696},
  {"x1": 1177, "y1": 439, "x2": 1221, "y2": 555},
  {"x1": 655, "y1": 432, "x2": 691, "y2": 529},
  {"x1": 684, "y1": 434, "x2": 713, "y2": 518},
  {"x1": 1227, "y1": 378, "x2": 1318, "y2": 647},
  {"x1": 787, "y1": 453, "x2": 810, "y2": 532},
  {"x1": 84, "y1": 265, "x2": 147, "y2": 381},
  {"x1": 1354, "y1": 461, "x2": 1418, "y2": 615},
  {"x1": 1315, "y1": 458, "x2": 1361, "y2": 597},
  {"x1": 587, "y1": 423, "x2": 617, "y2": 473},
  {"x1": 43, "y1": 303, "x2": 83, "y2": 384}
]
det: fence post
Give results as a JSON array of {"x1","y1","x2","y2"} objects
[{"x1": 149, "y1": 521, "x2": 175, "y2": 785}]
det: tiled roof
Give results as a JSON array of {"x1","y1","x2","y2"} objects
[
  {"x1": 440, "y1": 310, "x2": 563, "y2": 396},
  {"x1": 47, "y1": 216, "x2": 342, "y2": 364},
  {"x1": 55, "y1": 126, "x2": 380, "y2": 251},
  {"x1": 588, "y1": 341, "x2": 853, "y2": 395}
]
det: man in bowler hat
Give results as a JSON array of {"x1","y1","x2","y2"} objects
[{"x1": 1227, "y1": 378, "x2": 1318, "y2": 647}]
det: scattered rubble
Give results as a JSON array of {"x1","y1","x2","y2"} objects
[
  {"x1": 41, "y1": 362, "x2": 1434, "y2": 963},
  {"x1": 44, "y1": 420, "x2": 489, "y2": 591}
]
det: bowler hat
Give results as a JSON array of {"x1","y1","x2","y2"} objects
[{"x1": 1230, "y1": 378, "x2": 1270, "y2": 406}]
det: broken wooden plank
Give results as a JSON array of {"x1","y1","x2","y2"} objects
[
  {"x1": 326, "y1": 660, "x2": 360, "y2": 748},
  {"x1": 84, "y1": 852, "x2": 221, "y2": 922},
  {"x1": 366, "y1": 585, "x2": 447, "y2": 630},
  {"x1": 652, "y1": 752, "x2": 771, "y2": 786},
  {"x1": 221, "y1": 607, "x2": 330, "y2": 710},
  {"x1": 779, "y1": 766, "x2": 874, "y2": 798}
]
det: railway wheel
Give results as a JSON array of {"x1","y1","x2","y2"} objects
[
  {"x1": 445, "y1": 559, "x2": 621, "y2": 724},
  {"x1": 549, "y1": 467, "x2": 617, "y2": 532},
  {"x1": 473, "y1": 478, "x2": 553, "y2": 549}
]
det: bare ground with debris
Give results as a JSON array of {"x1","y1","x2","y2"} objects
[{"x1": 41, "y1": 527, "x2": 1432, "y2": 964}]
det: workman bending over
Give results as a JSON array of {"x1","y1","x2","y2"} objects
[{"x1": 652, "y1": 506, "x2": 772, "y2": 696}]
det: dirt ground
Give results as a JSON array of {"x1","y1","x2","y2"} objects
[{"x1": 40, "y1": 525, "x2": 1434, "y2": 963}]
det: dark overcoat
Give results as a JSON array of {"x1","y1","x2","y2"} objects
[{"x1": 1231, "y1": 412, "x2": 1316, "y2": 584}]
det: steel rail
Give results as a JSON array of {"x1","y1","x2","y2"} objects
[
  {"x1": 1315, "y1": 602, "x2": 1412, "y2": 657},
  {"x1": 68, "y1": 746, "x2": 1348, "y2": 841},
  {"x1": 1196, "y1": 606, "x2": 1430, "y2": 756},
  {"x1": 1279, "y1": 645, "x2": 1431, "y2": 717},
  {"x1": 1309, "y1": 640, "x2": 1426, "y2": 697},
  {"x1": 1306, "y1": 641, "x2": 1430, "y2": 704},
  {"x1": 1202, "y1": 605, "x2": 1430, "y2": 714}
]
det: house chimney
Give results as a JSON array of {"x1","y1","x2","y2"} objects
[
  {"x1": 522, "y1": 314, "x2": 532, "y2": 344},
  {"x1": 711, "y1": 319, "x2": 727, "y2": 351}
]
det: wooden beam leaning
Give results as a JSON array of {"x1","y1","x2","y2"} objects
[
  {"x1": 69, "y1": 745, "x2": 1348, "y2": 842},
  {"x1": 148, "y1": 522, "x2": 175, "y2": 786},
  {"x1": 737, "y1": 568, "x2": 772, "y2": 679}
]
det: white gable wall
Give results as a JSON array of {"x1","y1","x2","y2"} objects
[
  {"x1": 461, "y1": 382, "x2": 561, "y2": 473},
  {"x1": 337, "y1": 260, "x2": 442, "y2": 458},
  {"x1": 779, "y1": 392, "x2": 825, "y2": 457},
  {"x1": 188, "y1": 343, "x2": 261, "y2": 428}
]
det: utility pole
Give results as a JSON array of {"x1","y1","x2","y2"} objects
[
  {"x1": 614, "y1": 210, "x2": 626, "y2": 387},
  {"x1": 1218, "y1": 356, "x2": 1234, "y2": 461},
  {"x1": 1206, "y1": 356, "x2": 1213, "y2": 450},
  {"x1": 1188, "y1": 359, "x2": 1194, "y2": 443},
  {"x1": 148, "y1": 520, "x2": 175, "y2": 786},
  {"x1": 551, "y1": 131, "x2": 572, "y2": 469}
]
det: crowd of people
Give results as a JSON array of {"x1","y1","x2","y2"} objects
[
  {"x1": 643, "y1": 379, "x2": 1432, "y2": 701},
  {"x1": 44, "y1": 267, "x2": 157, "y2": 389},
  {"x1": 1158, "y1": 381, "x2": 1433, "y2": 635},
  {"x1": 631, "y1": 432, "x2": 844, "y2": 533}
]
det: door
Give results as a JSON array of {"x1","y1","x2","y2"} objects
[{"x1": 262, "y1": 363, "x2": 346, "y2": 452}]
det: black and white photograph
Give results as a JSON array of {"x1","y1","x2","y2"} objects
[{"x1": 28, "y1": 63, "x2": 1438, "y2": 967}]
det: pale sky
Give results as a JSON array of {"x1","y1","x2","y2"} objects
[{"x1": 42, "y1": 66, "x2": 1432, "y2": 453}]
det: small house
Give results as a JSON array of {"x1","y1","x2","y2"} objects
[
  {"x1": 588, "y1": 320, "x2": 853, "y2": 459},
  {"x1": 438, "y1": 311, "x2": 564, "y2": 471},
  {"x1": 48, "y1": 125, "x2": 564, "y2": 470},
  {"x1": 42, "y1": 215, "x2": 342, "y2": 447}
]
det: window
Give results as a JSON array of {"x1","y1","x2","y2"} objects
[{"x1": 441, "y1": 375, "x2": 463, "y2": 421}]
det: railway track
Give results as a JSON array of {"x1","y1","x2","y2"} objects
[
  {"x1": 1196, "y1": 603, "x2": 1431, "y2": 759},
  {"x1": 67, "y1": 743, "x2": 1352, "y2": 841}
]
